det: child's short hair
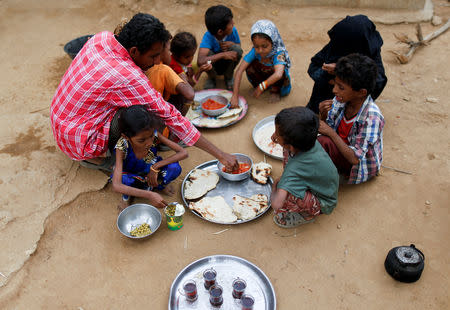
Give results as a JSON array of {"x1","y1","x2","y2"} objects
[
  {"x1": 205, "y1": 5, "x2": 233, "y2": 35},
  {"x1": 275, "y1": 107, "x2": 319, "y2": 152},
  {"x1": 335, "y1": 53, "x2": 378, "y2": 95},
  {"x1": 170, "y1": 32, "x2": 197, "y2": 57},
  {"x1": 119, "y1": 105, "x2": 162, "y2": 138}
]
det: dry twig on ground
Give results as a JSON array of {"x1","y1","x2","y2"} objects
[{"x1": 391, "y1": 19, "x2": 450, "y2": 64}]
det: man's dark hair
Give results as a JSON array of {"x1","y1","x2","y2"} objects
[
  {"x1": 205, "y1": 5, "x2": 233, "y2": 35},
  {"x1": 170, "y1": 32, "x2": 197, "y2": 57},
  {"x1": 275, "y1": 107, "x2": 319, "y2": 152},
  {"x1": 116, "y1": 13, "x2": 171, "y2": 53},
  {"x1": 335, "y1": 53, "x2": 378, "y2": 95},
  {"x1": 119, "y1": 105, "x2": 162, "y2": 138}
]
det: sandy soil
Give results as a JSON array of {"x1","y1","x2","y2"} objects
[{"x1": 0, "y1": 0, "x2": 449, "y2": 309}]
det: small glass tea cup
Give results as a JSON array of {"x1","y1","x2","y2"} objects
[
  {"x1": 209, "y1": 284, "x2": 223, "y2": 307},
  {"x1": 232, "y1": 278, "x2": 247, "y2": 299},
  {"x1": 178, "y1": 279, "x2": 197, "y2": 302},
  {"x1": 203, "y1": 268, "x2": 217, "y2": 289},
  {"x1": 240, "y1": 294, "x2": 255, "y2": 310}
]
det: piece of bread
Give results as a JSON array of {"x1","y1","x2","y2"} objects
[
  {"x1": 251, "y1": 162, "x2": 272, "y2": 184},
  {"x1": 232, "y1": 194, "x2": 269, "y2": 220},
  {"x1": 189, "y1": 196, "x2": 237, "y2": 223},
  {"x1": 217, "y1": 107, "x2": 242, "y2": 119},
  {"x1": 184, "y1": 169, "x2": 219, "y2": 200}
]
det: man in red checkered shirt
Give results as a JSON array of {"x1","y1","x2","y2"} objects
[{"x1": 51, "y1": 13, "x2": 237, "y2": 171}]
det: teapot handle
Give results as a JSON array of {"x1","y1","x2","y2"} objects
[{"x1": 410, "y1": 244, "x2": 425, "y2": 261}]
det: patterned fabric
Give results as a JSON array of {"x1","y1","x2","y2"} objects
[
  {"x1": 50, "y1": 31, "x2": 200, "y2": 161},
  {"x1": 112, "y1": 135, "x2": 181, "y2": 194},
  {"x1": 250, "y1": 20, "x2": 291, "y2": 68},
  {"x1": 244, "y1": 51, "x2": 291, "y2": 97},
  {"x1": 326, "y1": 95, "x2": 384, "y2": 184},
  {"x1": 275, "y1": 190, "x2": 322, "y2": 221}
]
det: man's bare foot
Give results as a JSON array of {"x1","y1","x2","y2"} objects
[
  {"x1": 269, "y1": 92, "x2": 281, "y2": 103},
  {"x1": 117, "y1": 199, "x2": 130, "y2": 213},
  {"x1": 161, "y1": 184, "x2": 175, "y2": 196}
]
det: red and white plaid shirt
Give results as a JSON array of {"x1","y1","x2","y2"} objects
[{"x1": 51, "y1": 31, "x2": 200, "y2": 160}]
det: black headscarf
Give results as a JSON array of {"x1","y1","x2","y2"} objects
[
  {"x1": 306, "y1": 15, "x2": 387, "y2": 113},
  {"x1": 326, "y1": 15, "x2": 383, "y2": 62}
]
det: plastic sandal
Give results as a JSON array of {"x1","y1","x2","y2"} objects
[
  {"x1": 79, "y1": 156, "x2": 115, "y2": 173},
  {"x1": 273, "y1": 212, "x2": 315, "y2": 228}
]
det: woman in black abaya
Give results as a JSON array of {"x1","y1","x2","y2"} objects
[{"x1": 306, "y1": 15, "x2": 387, "y2": 113}]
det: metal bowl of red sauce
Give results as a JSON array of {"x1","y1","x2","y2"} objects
[
  {"x1": 200, "y1": 95, "x2": 229, "y2": 116},
  {"x1": 217, "y1": 153, "x2": 253, "y2": 181}
]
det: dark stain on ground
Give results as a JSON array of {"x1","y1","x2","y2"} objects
[
  {"x1": 44, "y1": 56, "x2": 72, "y2": 90},
  {"x1": 0, "y1": 127, "x2": 46, "y2": 160}
]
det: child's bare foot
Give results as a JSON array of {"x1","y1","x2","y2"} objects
[
  {"x1": 161, "y1": 184, "x2": 175, "y2": 196},
  {"x1": 269, "y1": 92, "x2": 281, "y2": 103},
  {"x1": 117, "y1": 199, "x2": 130, "y2": 213}
]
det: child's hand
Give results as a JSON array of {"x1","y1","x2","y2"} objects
[
  {"x1": 222, "y1": 51, "x2": 238, "y2": 61},
  {"x1": 186, "y1": 67, "x2": 194, "y2": 78},
  {"x1": 146, "y1": 191, "x2": 168, "y2": 208},
  {"x1": 319, "y1": 99, "x2": 333, "y2": 120},
  {"x1": 318, "y1": 120, "x2": 335, "y2": 137},
  {"x1": 230, "y1": 95, "x2": 239, "y2": 108},
  {"x1": 219, "y1": 41, "x2": 233, "y2": 51},
  {"x1": 147, "y1": 169, "x2": 159, "y2": 188},
  {"x1": 253, "y1": 86, "x2": 264, "y2": 98},
  {"x1": 199, "y1": 63, "x2": 212, "y2": 73},
  {"x1": 322, "y1": 63, "x2": 336, "y2": 74}
]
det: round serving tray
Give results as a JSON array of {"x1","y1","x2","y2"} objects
[
  {"x1": 168, "y1": 254, "x2": 276, "y2": 310},
  {"x1": 181, "y1": 160, "x2": 272, "y2": 225},
  {"x1": 190, "y1": 89, "x2": 248, "y2": 128},
  {"x1": 252, "y1": 115, "x2": 283, "y2": 160}
]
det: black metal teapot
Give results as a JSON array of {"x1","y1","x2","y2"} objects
[{"x1": 384, "y1": 244, "x2": 425, "y2": 283}]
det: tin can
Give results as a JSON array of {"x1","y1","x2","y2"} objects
[{"x1": 164, "y1": 203, "x2": 185, "y2": 231}]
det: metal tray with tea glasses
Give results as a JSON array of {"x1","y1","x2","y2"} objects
[{"x1": 168, "y1": 254, "x2": 276, "y2": 309}]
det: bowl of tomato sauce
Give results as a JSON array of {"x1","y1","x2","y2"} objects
[
  {"x1": 217, "y1": 153, "x2": 253, "y2": 181},
  {"x1": 200, "y1": 95, "x2": 229, "y2": 116}
]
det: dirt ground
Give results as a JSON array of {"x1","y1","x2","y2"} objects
[{"x1": 0, "y1": 0, "x2": 449, "y2": 309}]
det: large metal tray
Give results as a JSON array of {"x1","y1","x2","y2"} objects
[
  {"x1": 181, "y1": 160, "x2": 272, "y2": 225},
  {"x1": 168, "y1": 255, "x2": 276, "y2": 310},
  {"x1": 190, "y1": 89, "x2": 248, "y2": 128},
  {"x1": 252, "y1": 115, "x2": 283, "y2": 160}
]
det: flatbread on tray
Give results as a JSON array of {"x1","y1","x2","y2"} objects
[
  {"x1": 251, "y1": 162, "x2": 272, "y2": 185},
  {"x1": 232, "y1": 194, "x2": 269, "y2": 220},
  {"x1": 217, "y1": 107, "x2": 242, "y2": 119},
  {"x1": 195, "y1": 114, "x2": 240, "y2": 127},
  {"x1": 189, "y1": 196, "x2": 238, "y2": 223},
  {"x1": 185, "y1": 107, "x2": 201, "y2": 121},
  {"x1": 184, "y1": 169, "x2": 219, "y2": 200}
]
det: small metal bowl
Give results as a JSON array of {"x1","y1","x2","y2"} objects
[
  {"x1": 117, "y1": 203, "x2": 162, "y2": 239},
  {"x1": 201, "y1": 95, "x2": 229, "y2": 116},
  {"x1": 217, "y1": 153, "x2": 253, "y2": 181}
]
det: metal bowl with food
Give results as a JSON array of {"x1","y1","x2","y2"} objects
[
  {"x1": 200, "y1": 95, "x2": 229, "y2": 116},
  {"x1": 217, "y1": 153, "x2": 253, "y2": 181},
  {"x1": 117, "y1": 203, "x2": 162, "y2": 239}
]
